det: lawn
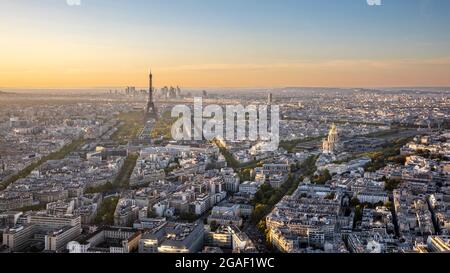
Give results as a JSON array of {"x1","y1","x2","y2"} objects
[
  {"x1": 94, "y1": 196, "x2": 120, "y2": 225},
  {"x1": 111, "y1": 111, "x2": 145, "y2": 143},
  {"x1": 151, "y1": 110, "x2": 179, "y2": 139},
  {"x1": 0, "y1": 137, "x2": 85, "y2": 191}
]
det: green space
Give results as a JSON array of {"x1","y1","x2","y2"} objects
[
  {"x1": 237, "y1": 160, "x2": 265, "y2": 181},
  {"x1": 239, "y1": 160, "x2": 262, "y2": 170},
  {"x1": 84, "y1": 182, "x2": 115, "y2": 194},
  {"x1": 311, "y1": 169, "x2": 332, "y2": 185},
  {"x1": 164, "y1": 163, "x2": 180, "y2": 175},
  {"x1": 250, "y1": 156, "x2": 319, "y2": 214},
  {"x1": 94, "y1": 196, "x2": 119, "y2": 225},
  {"x1": 414, "y1": 149, "x2": 447, "y2": 161},
  {"x1": 251, "y1": 155, "x2": 318, "y2": 242},
  {"x1": 151, "y1": 110, "x2": 179, "y2": 139},
  {"x1": 384, "y1": 178, "x2": 402, "y2": 192},
  {"x1": 251, "y1": 175, "x2": 297, "y2": 222},
  {"x1": 279, "y1": 136, "x2": 325, "y2": 153},
  {"x1": 325, "y1": 192, "x2": 336, "y2": 200},
  {"x1": 114, "y1": 153, "x2": 139, "y2": 189},
  {"x1": 213, "y1": 139, "x2": 265, "y2": 171},
  {"x1": 0, "y1": 137, "x2": 85, "y2": 191},
  {"x1": 250, "y1": 174, "x2": 299, "y2": 242},
  {"x1": 85, "y1": 153, "x2": 138, "y2": 194},
  {"x1": 164, "y1": 158, "x2": 180, "y2": 175},
  {"x1": 297, "y1": 155, "x2": 319, "y2": 178},
  {"x1": 111, "y1": 111, "x2": 145, "y2": 144},
  {"x1": 363, "y1": 129, "x2": 402, "y2": 139},
  {"x1": 16, "y1": 203, "x2": 47, "y2": 212},
  {"x1": 392, "y1": 121, "x2": 450, "y2": 130},
  {"x1": 238, "y1": 168, "x2": 254, "y2": 182},
  {"x1": 362, "y1": 137, "x2": 412, "y2": 172},
  {"x1": 332, "y1": 120, "x2": 386, "y2": 126},
  {"x1": 349, "y1": 197, "x2": 389, "y2": 228},
  {"x1": 178, "y1": 212, "x2": 198, "y2": 223},
  {"x1": 213, "y1": 139, "x2": 240, "y2": 169},
  {"x1": 362, "y1": 128, "x2": 418, "y2": 140}
]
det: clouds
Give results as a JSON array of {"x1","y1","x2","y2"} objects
[
  {"x1": 66, "y1": 0, "x2": 81, "y2": 6},
  {"x1": 367, "y1": 0, "x2": 382, "y2": 6}
]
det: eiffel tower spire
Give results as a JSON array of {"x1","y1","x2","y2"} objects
[{"x1": 145, "y1": 69, "x2": 157, "y2": 120}]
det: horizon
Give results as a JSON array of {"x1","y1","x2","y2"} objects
[
  {"x1": 2, "y1": 85, "x2": 450, "y2": 93},
  {"x1": 1, "y1": 0, "x2": 450, "y2": 88}
]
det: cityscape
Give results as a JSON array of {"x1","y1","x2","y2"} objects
[{"x1": 1, "y1": 0, "x2": 450, "y2": 256}]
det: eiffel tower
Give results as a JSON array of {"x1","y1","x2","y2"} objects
[{"x1": 145, "y1": 69, "x2": 157, "y2": 120}]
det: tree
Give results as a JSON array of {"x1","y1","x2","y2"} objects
[
  {"x1": 353, "y1": 205, "x2": 363, "y2": 228},
  {"x1": 312, "y1": 169, "x2": 331, "y2": 184},
  {"x1": 349, "y1": 197, "x2": 361, "y2": 207},
  {"x1": 210, "y1": 221, "x2": 219, "y2": 232},
  {"x1": 325, "y1": 192, "x2": 336, "y2": 200},
  {"x1": 179, "y1": 212, "x2": 198, "y2": 223},
  {"x1": 147, "y1": 210, "x2": 158, "y2": 218},
  {"x1": 251, "y1": 204, "x2": 270, "y2": 224},
  {"x1": 385, "y1": 179, "x2": 402, "y2": 192},
  {"x1": 238, "y1": 169, "x2": 252, "y2": 182},
  {"x1": 257, "y1": 219, "x2": 271, "y2": 243},
  {"x1": 384, "y1": 201, "x2": 393, "y2": 210}
]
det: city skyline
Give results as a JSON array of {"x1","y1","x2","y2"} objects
[
  {"x1": 1, "y1": 0, "x2": 450, "y2": 88},
  {"x1": 1, "y1": 0, "x2": 450, "y2": 265}
]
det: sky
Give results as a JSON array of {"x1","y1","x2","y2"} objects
[{"x1": 1, "y1": 0, "x2": 450, "y2": 89}]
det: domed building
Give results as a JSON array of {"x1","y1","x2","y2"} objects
[{"x1": 322, "y1": 123, "x2": 341, "y2": 154}]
